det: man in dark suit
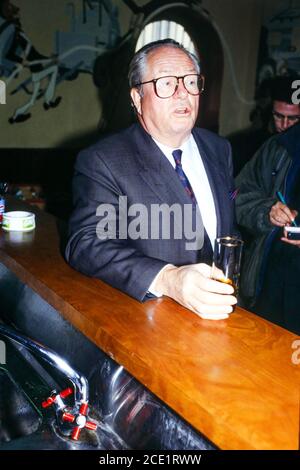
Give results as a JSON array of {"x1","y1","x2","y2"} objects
[{"x1": 66, "y1": 39, "x2": 237, "y2": 320}]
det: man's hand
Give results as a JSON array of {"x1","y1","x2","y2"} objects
[
  {"x1": 269, "y1": 202, "x2": 298, "y2": 227},
  {"x1": 152, "y1": 263, "x2": 237, "y2": 320},
  {"x1": 282, "y1": 228, "x2": 300, "y2": 248}
]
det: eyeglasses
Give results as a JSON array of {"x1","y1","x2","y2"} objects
[
  {"x1": 272, "y1": 110, "x2": 300, "y2": 123},
  {"x1": 135, "y1": 74, "x2": 205, "y2": 99}
]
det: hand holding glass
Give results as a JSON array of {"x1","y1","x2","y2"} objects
[{"x1": 211, "y1": 237, "x2": 243, "y2": 311}]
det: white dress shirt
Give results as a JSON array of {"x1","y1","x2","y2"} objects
[
  {"x1": 153, "y1": 134, "x2": 217, "y2": 247},
  {"x1": 148, "y1": 133, "x2": 217, "y2": 296}
]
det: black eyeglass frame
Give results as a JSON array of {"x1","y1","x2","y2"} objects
[{"x1": 134, "y1": 74, "x2": 205, "y2": 99}]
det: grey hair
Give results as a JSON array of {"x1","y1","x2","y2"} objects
[{"x1": 128, "y1": 39, "x2": 200, "y2": 94}]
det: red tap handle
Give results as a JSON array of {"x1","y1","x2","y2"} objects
[
  {"x1": 71, "y1": 426, "x2": 81, "y2": 441},
  {"x1": 62, "y1": 412, "x2": 76, "y2": 423},
  {"x1": 70, "y1": 403, "x2": 98, "y2": 440},
  {"x1": 85, "y1": 421, "x2": 97, "y2": 431},
  {"x1": 42, "y1": 394, "x2": 97, "y2": 441},
  {"x1": 41, "y1": 388, "x2": 73, "y2": 408},
  {"x1": 60, "y1": 387, "x2": 73, "y2": 398},
  {"x1": 41, "y1": 396, "x2": 56, "y2": 408},
  {"x1": 79, "y1": 402, "x2": 88, "y2": 416}
]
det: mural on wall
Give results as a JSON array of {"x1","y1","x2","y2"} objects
[
  {"x1": 0, "y1": 0, "x2": 120, "y2": 124},
  {"x1": 257, "y1": 5, "x2": 300, "y2": 86}
]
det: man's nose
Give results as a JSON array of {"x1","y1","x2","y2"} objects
[
  {"x1": 281, "y1": 116, "x2": 290, "y2": 130},
  {"x1": 175, "y1": 78, "x2": 188, "y2": 98}
]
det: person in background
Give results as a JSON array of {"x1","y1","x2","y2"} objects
[
  {"x1": 270, "y1": 76, "x2": 300, "y2": 133},
  {"x1": 229, "y1": 76, "x2": 300, "y2": 177},
  {"x1": 66, "y1": 39, "x2": 238, "y2": 321},
  {"x1": 235, "y1": 122, "x2": 300, "y2": 334}
]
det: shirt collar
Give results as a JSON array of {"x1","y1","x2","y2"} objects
[{"x1": 152, "y1": 134, "x2": 194, "y2": 160}]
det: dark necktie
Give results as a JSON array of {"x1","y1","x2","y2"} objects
[
  {"x1": 172, "y1": 149, "x2": 213, "y2": 263},
  {"x1": 172, "y1": 149, "x2": 197, "y2": 206}
]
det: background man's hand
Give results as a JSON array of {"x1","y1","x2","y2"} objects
[
  {"x1": 282, "y1": 228, "x2": 300, "y2": 248},
  {"x1": 153, "y1": 263, "x2": 237, "y2": 320},
  {"x1": 269, "y1": 201, "x2": 298, "y2": 227}
]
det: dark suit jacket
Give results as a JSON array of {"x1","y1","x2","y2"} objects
[{"x1": 65, "y1": 123, "x2": 236, "y2": 301}]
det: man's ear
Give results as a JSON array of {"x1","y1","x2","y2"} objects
[{"x1": 130, "y1": 88, "x2": 142, "y2": 115}]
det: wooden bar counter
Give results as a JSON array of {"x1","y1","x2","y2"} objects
[{"x1": 0, "y1": 197, "x2": 299, "y2": 450}]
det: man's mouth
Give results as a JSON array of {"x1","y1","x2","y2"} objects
[{"x1": 173, "y1": 107, "x2": 190, "y2": 115}]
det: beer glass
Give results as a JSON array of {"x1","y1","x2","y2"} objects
[{"x1": 211, "y1": 236, "x2": 243, "y2": 303}]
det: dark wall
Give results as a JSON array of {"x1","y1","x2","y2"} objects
[{"x1": 0, "y1": 148, "x2": 77, "y2": 219}]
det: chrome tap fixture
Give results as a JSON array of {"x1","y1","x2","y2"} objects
[{"x1": 0, "y1": 324, "x2": 97, "y2": 440}]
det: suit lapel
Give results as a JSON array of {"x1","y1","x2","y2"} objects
[
  {"x1": 131, "y1": 125, "x2": 205, "y2": 248},
  {"x1": 192, "y1": 129, "x2": 226, "y2": 237},
  {"x1": 132, "y1": 124, "x2": 193, "y2": 206}
]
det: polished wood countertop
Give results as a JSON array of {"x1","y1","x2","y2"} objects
[{"x1": 0, "y1": 198, "x2": 299, "y2": 450}]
